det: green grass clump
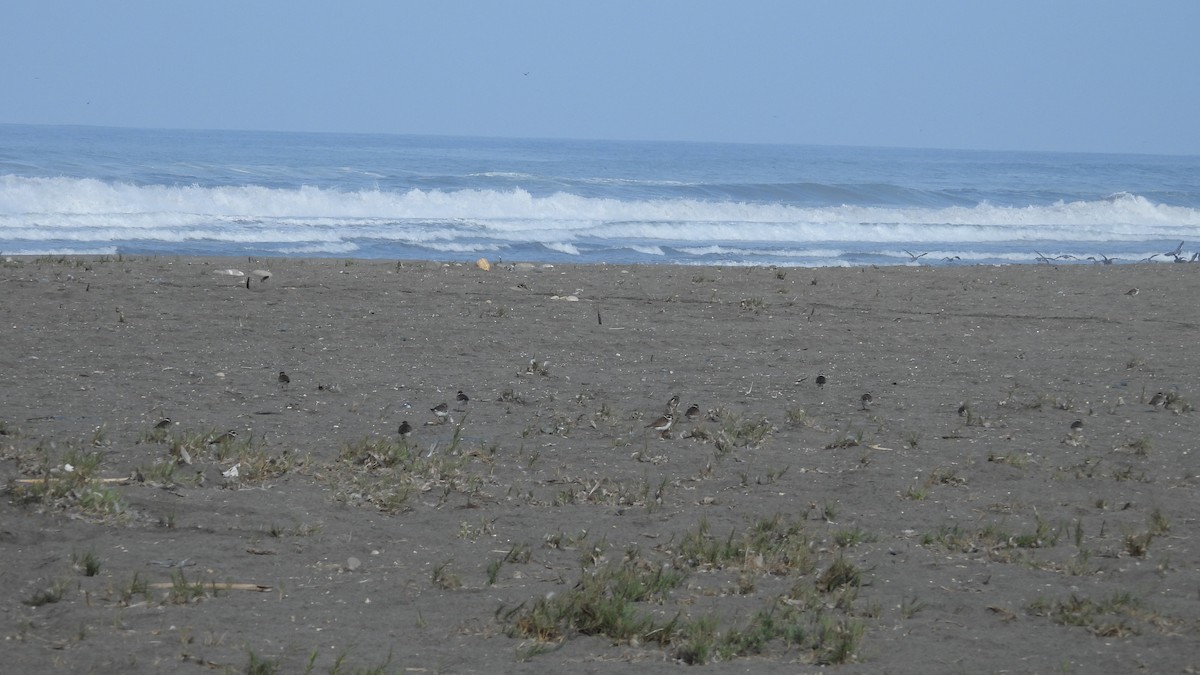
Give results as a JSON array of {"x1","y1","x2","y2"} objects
[
  {"x1": 502, "y1": 514, "x2": 866, "y2": 665},
  {"x1": 325, "y1": 429, "x2": 484, "y2": 512},
  {"x1": 1026, "y1": 591, "x2": 1178, "y2": 637},
  {"x1": 23, "y1": 579, "x2": 69, "y2": 607},
  {"x1": 501, "y1": 558, "x2": 685, "y2": 644},
  {"x1": 9, "y1": 447, "x2": 125, "y2": 519},
  {"x1": 72, "y1": 549, "x2": 102, "y2": 577},
  {"x1": 245, "y1": 650, "x2": 281, "y2": 675},
  {"x1": 673, "y1": 515, "x2": 814, "y2": 575},
  {"x1": 167, "y1": 570, "x2": 210, "y2": 604}
]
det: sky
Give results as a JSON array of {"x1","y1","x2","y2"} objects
[{"x1": 3, "y1": 1, "x2": 1198, "y2": 155}]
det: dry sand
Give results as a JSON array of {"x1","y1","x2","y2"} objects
[{"x1": 1, "y1": 255, "x2": 1198, "y2": 673}]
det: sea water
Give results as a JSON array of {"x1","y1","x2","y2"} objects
[{"x1": 2, "y1": 124, "x2": 1198, "y2": 266}]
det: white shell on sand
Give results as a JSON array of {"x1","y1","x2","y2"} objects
[{"x1": 213, "y1": 269, "x2": 245, "y2": 276}]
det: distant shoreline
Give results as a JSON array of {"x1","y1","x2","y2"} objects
[{"x1": 5, "y1": 251, "x2": 1193, "y2": 269}]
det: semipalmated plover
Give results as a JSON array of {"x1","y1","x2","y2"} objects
[
  {"x1": 154, "y1": 417, "x2": 173, "y2": 430},
  {"x1": 646, "y1": 413, "x2": 673, "y2": 437},
  {"x1": 208, "y1": 430, "x2": 238, "y2": 446},
  {"x1": 431, "y1": 402, "x2": 451, "y2": 423},
  {"x1": 684, "y1": 404, "x2": 700, "y2": 420},
  {"x1": 398, "y1": 420, "x2": 413, "y2": 438},
  {"x1": 278, "y1": 371, "x2": 290, "y2": 389},
  {"x1": 1148, "y1": 392, "x2": 1168, "y2": 408},
  {"x1": 456, "y1": 390, "x2": 470, "y2": 406},
  {"x1": 665, "y1": 395, "x2": 680, "y2": 415},
  {"x1": 860, "y1": 393, "x2": 873, "y2": 410},
  {"x1": 815, "y1": 375, "x2": 827, "y2": 389}
]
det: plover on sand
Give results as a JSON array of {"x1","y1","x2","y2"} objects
[
  {"x1": 664, "y1": 394, "x2": 680, "y2": 414},
  {"x1": 646, "y1": 413, "x2": 674, "y2": 435},
  {"x1": 431, "y1": 402, "x2": 452, "y2": 423},
  {"x1": 207, "y1": 430, "x2": 238, "y2": 446}
]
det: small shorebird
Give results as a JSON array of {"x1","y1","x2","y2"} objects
[
  {"x1": 207, "y1": 430, "x2": 238, "y2": 446},
  {"x1": 957, "y1": 403, "x2": 968, "y2": 417},
  {"x1": 431, "y1": 402, "x2": 451, "y2": 424},
  {"x1": 398, "y1": 420, "x2": 413, "y2": 438},
  {"x1": 1069, "y1": 420, "x2": 1083, "y2": 434},
  {"x1": 815, "y1": 375, "x2": 827, "y2": 389},
  {"x1": 456, "y1": 390, "x2": 470, "y2": 406},
  {"x1": 1125, "y1": 288, "x2": 1139, "y2": 296},
  {"x1": 278, "y1": 371, "x2": 290, "y2": 389},
  {"x1": 860, "y1": 393, "x2": 873, "y2": 410},
  {"x1": 1148, "y1": 392, "x2": 1169, "y2": 408},
  {"x1": 646, "y1": 413, "x2": 674, "y2": 437},
  {"x1": 154, "y1": 417, "x2": 173, "y2": 429},
  {"x1": 684, "y1": 404, "x2": 700, "y2": 420},
  {"x1": 664, "y1": 394, "x2": 680, "y2": 415}
]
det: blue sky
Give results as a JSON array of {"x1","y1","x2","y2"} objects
[{"x1": 4, "y1": 1, "x2": 1197, "y2": 155}]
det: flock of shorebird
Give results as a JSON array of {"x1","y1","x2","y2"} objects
[
  {"x1": 367, "y1": 374, "x2": 875, "y2": 443},
  {"x1": 397, "y1": 390, "x2": 472, "y2": 436},
  {"x1": 639, "y1": 377, "x2": 875, "y2": 440},
  {"x1": 903, "y1": 241, "x2": 1199, "y2": 265},
  {"x1": 151, "y1": 367, "x2": 1178, "y2": 457},
  {"x1": 380, "y1": 374, "x2": 878, "y2": 442}
]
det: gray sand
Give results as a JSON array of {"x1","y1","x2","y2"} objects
[{"x1": 2, "y1": 256, "x2": 1197, "y2": 673}]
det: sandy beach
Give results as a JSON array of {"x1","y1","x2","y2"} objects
[{"x1": 2, "y1": 255, "x2": 1198, "y2": 673}]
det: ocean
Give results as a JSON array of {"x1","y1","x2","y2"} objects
[{"x1": 2, "y1": 124, "x2": 1199, "y2": 266}]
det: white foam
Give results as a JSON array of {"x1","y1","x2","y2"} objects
[
  {"x1": 629, "y1": 245, "x2": 665, "y2": 256},
  {"x1": 542, "y1": 242, "x2": 581, "y2": 255},
  {"x1": 420, "y1": 242, "x2": 503, "y2": 253},
  {"x1": 0, "y1": 246, "x2": 119, "y2": 256},
  {"x1": 3, "y1": 176, "x2": 1199, "y2": 251},
  {"x1": 276, "y1": 242, "x2": 360, "y2": 254}
]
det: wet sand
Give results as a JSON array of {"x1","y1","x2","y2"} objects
[{"x1": 2, "y1": 255, "x2": 1198, "y2": 673}]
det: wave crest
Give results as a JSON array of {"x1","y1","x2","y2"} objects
[{"x1": 3, "y1": 176, "x2": 1199, "y2": 261}]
